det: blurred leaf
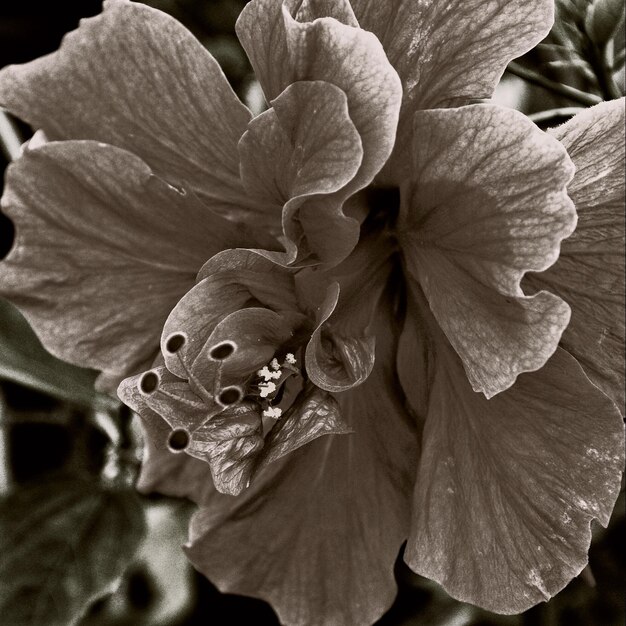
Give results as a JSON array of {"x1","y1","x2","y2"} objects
[
  {"x1": 0, "y1": 477, "x2": 146, "y2": 626},
  {"x1": 0, "y1": 298, "x2": 116, "y2": 409}
]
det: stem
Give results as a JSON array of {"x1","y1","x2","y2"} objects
[
  {"x1": 0, "y1": 389, "x2": 11, "y2": 494},
  {"x1": 507, "y1": 61, "x2": 603, "y2": 106},
  {"x1": 591, "y1": 42, "x2": 623, "y2": 100}
]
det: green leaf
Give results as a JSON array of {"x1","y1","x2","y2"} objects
[
  {"x1": 0, "y1": 477, "x2": 146, "y2": 626},
  {"x1": 0, "y1": 298, "x2": 116, "y2": 409}
]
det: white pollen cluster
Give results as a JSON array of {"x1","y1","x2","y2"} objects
[
  {"x1": 257, "y1": 366, "x2": 281, "y2": 381},
  {"x1": 285, "y1": 353, "x2": 296, "y2": 364},
  {"x1": 262, "y1": 406, "x2": 283, "y2": 419},
  {"x1": 259, "y1": 381, "x2": 277, "y2": 398}
]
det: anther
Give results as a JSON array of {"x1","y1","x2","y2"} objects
[
  {"x1": 139, "y1": 371, "x2": 159, "y2": 394},
  {"x1": 218, "y1": 386, "x2": 243, "y2": 406},
  {"x1": 259, "y1": 381, "x2": 277, "y2": 398},
  {"x1": 285, "y1": 353, "x2": 296, "y2": 365},
  {"x1": 165, "y1": 333, "x2": 186, "y2": 353},
  {"x1": 270, "y1": 358, "x2": 280, "y2": 371},
  {"x1": 257, "y1": 366, "x2": 281, "y2": 381},
  {"x1": 168, "y1": 429, "x2": 190, "y2": 451},
  {"x1": 262, "y1": 406, "x2": 282, "y2": 419},
  {"x1": 210, "y1": 341, "x2": 236, "y2": 360}
]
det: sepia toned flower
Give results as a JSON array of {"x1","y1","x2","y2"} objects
[{"x1": 0, "y1": 1, "x2": 623, "y2": 625}]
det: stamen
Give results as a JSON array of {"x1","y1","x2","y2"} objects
[
  {"x1": 165, "y1": 333, "x2": 186, "y2": 354},
  {"x1": 168, "y1": 429, "x2": 190, "y2": 452},
  {"x1": 210, "y1": 341, "x2": 236, "y2": 360},
  {"x1": 262, "y1": 406, "x2": 282, "y2": 419},
  {"x1": 139, "y1": 371, "x2": 159, "y2": 394},
  {"x1": 218, "y1": 386, "x2": 243, "y2": 406},
  {"x1": 259, "y1": 381, "x2": 277, "y2": 398},
  {"x1": 257, "y1": 365, "x2": 281, "y2": 381},
  {"x1": 270, "y1": 358, "x2": 280, "y2": 370}
]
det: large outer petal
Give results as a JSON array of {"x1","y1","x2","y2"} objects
[
  {"x1": 0, "y1": 141, "x2": 256, "y2": 378},
  {"x1": 404, "y1": 298, "x2": 624, "y2": 613},
  {"x1": 399, "y1": 105, "x2": 576, "y2": 397},
  {"x1": 350, "y1": 0, "x2": 554, "y2": 181},
  {"x1": 236, "y1": 0, "x2": 401, "y2": 206},
  {"x1": 525, "y1": 98, "x2": 626, "y2": 411},
  {"x1": 184, "y1": 297, "x2": 417, "y2": 626},
  {"x1": 351, "y1": 0, "x2": 553, "y2": 109},
  {"x1": 0, "y1": 0, "x2": 252, "y2": 217}
]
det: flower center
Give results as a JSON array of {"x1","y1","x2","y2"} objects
[
  {"x1": 250, "y1": 352, "x2": 301, "y2": 421},
  {"x1": 159, "y1": 331, "x2": 304, "y2": 433}
]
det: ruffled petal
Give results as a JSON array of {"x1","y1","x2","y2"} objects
[
  {"x1": 399, "y1": 105, "x2": 576, "y2": 397},
  {"x1": 305, "y1": 282, "x2": 376, "y2": 392},
  {"x1": 161, "y1": 249, "x2": 305, "y2": 380},
  {"x1": 0, "y1": 141, "x2": 255, "y2": 377},
  {"x1": 236, "y1": 0, "x2": 401, "y2": 212},
  {"x1": 255, "y1": 386, "x2": 351, "y2": 470},
  {"x1": 351, "y1": 0, "x2": 554, "y2": 180},
  {"x1": 183, "y1": 299, "x2": 416, "y2": 626},
  {"x1": 0, "y1": 0, "x2": 252, "y2": 217},
  {"x1": 240, "y1": 81, "x2": 363, "y2": 264},
  {"x1": 405, "y1": 298, "x2": 624, "y2": 613},
  {"x1": 300, "y1": 230, "x2": 396, "y2": 392},
  {"x1": 187, "y1": 402, "x2": 265, "y2": 496},
  {"x1": 525, "y1": 98, "x2": 626, "y2": 410},
  {"x1": 240, "y1": 81, "x2": 362, "y2": 204}
]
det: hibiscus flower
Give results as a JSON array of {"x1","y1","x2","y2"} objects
[{"x1": 0, "y1": 1, "x2": 623, "y2": 625}]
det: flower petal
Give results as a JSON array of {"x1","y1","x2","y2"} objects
[
  {"x1": 134, "y1": 405, "x2": 215, "y2": 502},
  {"x1": 189, "y1": 307, "x2": 307, "y2": 394},
  {"x1": 0, "y1": 141, "x2": 254, "y2": 377},
  {"x1": 236, "y1": 0, "x2": 401, "y2": 209},
  {"x1": 184, "y1": 299, "x2": 416, "y2": 626},
  {"x1": 301, "y1": 230, "x2": 396, "y2": 392},
  {"x1": 240, "y1": 81, "x2": 362, "y2": 203},
  {"x1": 305, "y1": 283, "x2": 376, "y2": 392},
  {"x1": 525, "y1": 98, "x2": 626, "y2": 410},
  {"x1": 399, "y1": 105, "x2": 575, "y2": 397},
  {"x1": 119, "y1": 365, "x2": 210, "y2": 433},
  {"x1": 405, "y1": 300, "x2": 624, "y2": 613},
  {"x1": 161, "y1": 249, "x2": 305, "y2": 380},
  {"x1": 352, "y1": 0, "x2": 553, "y2": 109},
  {"x1": 120, "y1": 363, "x2": 266, "y2": 496},
  {"x1": 254, "y1": 386, "x2": 351, "y2": 471},
  {"x1": 351, "y1": 0, "x2": 554, "y2": 180},
  {"x1": 188, "y1": 403, "x2": 265, "y2": 496},
  {"x1": 0, "y1": 0, "x2": 252, "y2": 216},
  {"x1": 239, "y1": 80, "x2": 363, "y2": 264}
]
